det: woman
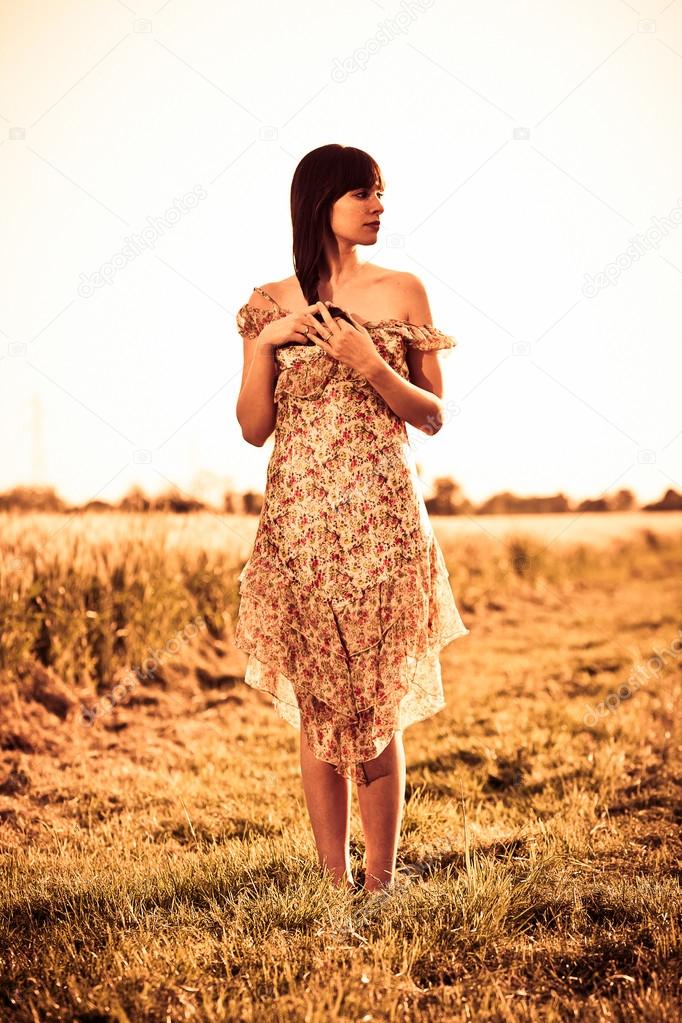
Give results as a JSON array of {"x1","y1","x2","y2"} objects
[{"x1": 234, "y1": 143, "x2": 469, "y2": 894}]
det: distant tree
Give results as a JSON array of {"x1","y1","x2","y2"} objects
[
  {"x1": 576, "y1": 498, "x2": 609, "y2": 512},
  {"x1": 643, "y1": 488, "x2": 682, "y2": 511},
  {"x1": 119, "y1": 485, "x2": 151, "y2": 512},
  {"x1": 82, "y1": 500, "x2": 113, "y2": 512},
  {"x1": 0, "y1": 485, "x2": 65, "y2": 512},
  {"x1": 476, "y1": 491, "x2": 571, "y2": 514},
  {"x1": 476, "y1": 491, "x2": 515, "y2": 515},
  {"x1": 152, "y1": 489, "x2": 205, "y2": 513},
  {"x1": 609, "y1": 488, "x2": 636, "y2": 511},
  {"x1": 425, "y1": 476, "x2": 463, "y2": 515},
  {"x1": 242, "y1": 491, "x2": 263, "y2": 514},
  {"x1": 456, "y1": 497, "x2": 476, "y2": 514}
]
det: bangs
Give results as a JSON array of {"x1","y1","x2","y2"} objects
[{"x1": 330, "y1": 147, "x2": 385, "y2": 197}]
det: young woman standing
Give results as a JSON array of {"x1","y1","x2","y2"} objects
[{"x1": 234, "y1": 143, "x2": 469, "y2": 893}]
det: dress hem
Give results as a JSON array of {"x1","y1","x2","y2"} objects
[{"x1": 235, "y1": 620, "x2": 470, "y2": 786}]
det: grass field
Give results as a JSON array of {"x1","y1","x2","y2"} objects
[{"x1": 0, "y1": 511, "x2": 680, "y2": 1022}]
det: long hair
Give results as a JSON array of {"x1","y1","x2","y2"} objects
[{"x1": 290, "y1": 144, "x2": 385, "y2": 306}]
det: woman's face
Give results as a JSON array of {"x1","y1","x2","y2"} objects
[{"x1": 329, "y1": 183, "x2": 385, "y2": 245}]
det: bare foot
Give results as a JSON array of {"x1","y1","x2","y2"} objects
[
  {"x1": 324, "y1": 870, "x2": 357, "y2": 892},
  {"x1": 363, "y1": 879, "x2": 396, "y2": 895}
]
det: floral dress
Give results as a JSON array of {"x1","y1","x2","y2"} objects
[{"x1": 234, "y1": 285, "x2": 469, "y2": 786}]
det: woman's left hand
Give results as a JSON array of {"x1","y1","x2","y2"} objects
[{"x1": 310, "y1": 301, "x2": 382, "y2": 377}]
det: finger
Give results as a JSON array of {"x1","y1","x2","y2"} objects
[
  {"x1": 303, "y1": 312, "x2": 328, "y2": 336},
  {"x1": 294, "y1": 318, "x2": 311, "y2": 338},
  {"x1": 310, "y1": 321, "x2": 335, "y2": 344},
  {"x1": 297, "y1": 305, "x2": 326, "y2": 331},
  {"x1": 344, "y1": 312, "x2": 365, "y2": 333},
  {"x1": 308, "y1": 332, "x2": 332, "y2": 354},
  {"x1": 313, "y1": 301, "x2": 339, "y2": 333}
]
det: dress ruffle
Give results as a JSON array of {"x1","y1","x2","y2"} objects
[
  {"x1": 235, "y1": 526, "x2": 469, "y2": 786},
  {"x1": 235, "y1": 303, "x2": 275, "y2": 342},
  {"x1": 235, "y1": 302, "x2": 458, "y2": 353},
  {"x1": 273, "y1": 346, "x2": 339, "y2": 402},
  {"x1": 398, "y1": 322, "x2": 457, "y2": 351}
]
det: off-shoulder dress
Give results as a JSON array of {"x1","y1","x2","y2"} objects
[{"x1": 233, "y1": 285, "x2": 469, "y2": 785}]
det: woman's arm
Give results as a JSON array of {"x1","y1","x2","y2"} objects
[
  {"x1": 236, "y1": 291, "x2": 278, "y2": 447},
  {"x1": 365, "y1": 274, "x2": 447, "y2": 434},
  {"x1": 364, "y1": 359, "x2": 445, "y2": 435},
  {"x1": 236, "y1": 293, "x2": 329, "y2": 445}
]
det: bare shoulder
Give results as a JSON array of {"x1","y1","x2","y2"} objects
[
  {"x1": 370, "y1": 266, "x2": 412, "y2": 288},
  {"x1": 394, "y1": 270, "x2": 428, "y2": 300},
  {"x1": 397, "y1": 271, "x2": 432, "y2": 324},
  {"x1": 242, "y1": 277, "x2": 294, "y2": 310},
  {"x1": 378, "y1": 268, "x2": 427, "y2": 299},
  {"x1": 363, "y1": 266, "x2": 419, "y2": 319},
  {"x1": 261, "y1": 276, "x2": 297, "y2": 307}
]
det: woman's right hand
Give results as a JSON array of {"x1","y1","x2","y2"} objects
[{"x1": 258, "y1": 302, "x2": 333, "y2": 348}]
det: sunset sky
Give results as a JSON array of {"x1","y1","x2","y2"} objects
[{"x1": 1, "y1": 0, "x2": 681, "y2": 509}]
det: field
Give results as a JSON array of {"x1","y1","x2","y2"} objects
[{"x1": 0, "y1": 510, "x2": 680, "y2": 1022}]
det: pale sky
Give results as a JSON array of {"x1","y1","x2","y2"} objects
[{"x1": 1, "y1": 0, "x2": 681, "y2": 509}]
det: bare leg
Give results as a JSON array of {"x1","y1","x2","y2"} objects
[
  {"x1": 356, "y1": 731, "x2": 406, "y2": 892},
  {"x1": 299, "y1": 726, "x2": 354, "y2": 889}
]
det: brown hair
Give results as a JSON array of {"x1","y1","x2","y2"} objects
[{"x1": 290, "y1": 144, "x2": 385, "y2": 305}]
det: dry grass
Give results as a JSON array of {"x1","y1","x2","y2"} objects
[{"x1": 0, "y1": 511, "x2": 680, "y2": 1022}]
